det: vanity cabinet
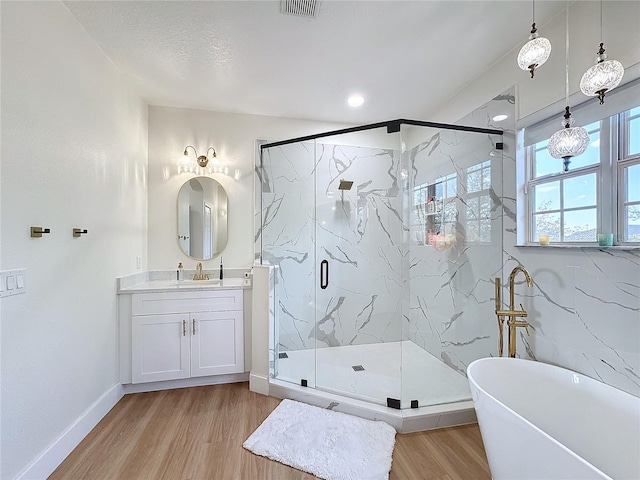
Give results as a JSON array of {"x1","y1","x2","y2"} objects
[{"x1": 130, "y1": 290, "x2": 244, "y2": 384}]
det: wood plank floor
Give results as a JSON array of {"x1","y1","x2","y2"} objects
[{"x1": 50, "y1": 382, "x2": 490, "y2": 480}]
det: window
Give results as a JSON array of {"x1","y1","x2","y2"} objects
[{"x1": 525, "y1": 105, "x2": 639, "y2": 245}]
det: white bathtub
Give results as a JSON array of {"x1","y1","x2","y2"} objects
[{"x1": 468, "y1": 358, "x2": 640, "y2": 480}]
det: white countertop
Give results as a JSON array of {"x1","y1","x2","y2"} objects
[{"x1": 117, "y1": 270, "x2": 252, "y2": 294}]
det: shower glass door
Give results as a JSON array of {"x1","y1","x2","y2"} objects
[
  {"x1": 261, "y1": 141, "x2": 316, "y2": 389},
  {"x1": 313, "y1": 128, "x2": 405, "y2": 406}
]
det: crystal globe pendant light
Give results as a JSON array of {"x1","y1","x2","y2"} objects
[
  {"x1": 517, "y1": 0, "x2": 552, "y2": 78},
  {"x1": 579, "y1": 0, "x2": 624, "y2": 105},
  {"x1": 548, "y1": 10, "x2": 589, "y2": 173}
]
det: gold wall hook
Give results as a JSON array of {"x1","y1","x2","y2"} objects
[{"x1": 30, "y1": 227, "x2": 51, "y2": 238}]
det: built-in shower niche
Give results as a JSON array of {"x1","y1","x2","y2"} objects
[
  {"x1": 413, "y1": 177, "x2": 455, "y2": 249},
  {"x1": 258, "y1": 117, "x2": 503, "y2": 411}
]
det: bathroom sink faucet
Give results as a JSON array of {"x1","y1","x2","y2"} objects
[
  {"x1": 495, "y1": 266, "x2": 533, "y2": 357},
  {"x1": 193, "y1": 262, "x2": 209, "y2": 281}
]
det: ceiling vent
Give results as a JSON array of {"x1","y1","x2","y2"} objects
[{"x1": 280, "y1": 0, "x2": 321, "y2": 18}]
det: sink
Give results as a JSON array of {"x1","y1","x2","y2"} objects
[{"x1": 174, "y1": 279, "x2": 221, "y2": 286}]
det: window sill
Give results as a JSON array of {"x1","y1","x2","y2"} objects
[{"x1": 515, "y1": 244, "x2": 640, "y2": 251}]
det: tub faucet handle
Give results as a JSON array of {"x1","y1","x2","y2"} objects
[{"x1": 513, "y1": 320, "x2": 530, "y2": 336}]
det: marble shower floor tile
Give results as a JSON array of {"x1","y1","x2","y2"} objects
[{"x1": 275, "y1": 340, "x2": 471, "y2": 409}]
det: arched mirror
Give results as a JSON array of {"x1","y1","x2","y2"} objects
[{"x1": 177, "y1": 177, "x2": 228, "y2": 260}]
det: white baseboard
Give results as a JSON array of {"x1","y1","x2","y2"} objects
[
  {"x1": 249, "y1": 372, "x2": 269, "y2": 395},
  {"x1": 16, "y1": 382, "x2": 125, "y2": 480},
  {"x1": 14, "y1": 374, "x2": 251, "y2": 479},
  {"x1": 122, "y1": 372, "x2": 249, "y2": 394}
]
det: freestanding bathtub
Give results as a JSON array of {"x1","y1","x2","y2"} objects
[{"x1": 468, "y1": 358, "x2": 640, "y2": 480}]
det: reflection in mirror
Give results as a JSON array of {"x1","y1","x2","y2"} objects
[{"x1": 177, "y1": 177, "x2": 228, "y2": 260}]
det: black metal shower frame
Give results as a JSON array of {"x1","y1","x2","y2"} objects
[
  {"x1": 260, "y1": 118, "x2": 503, "y2": 150},
  {"x1": 258, "y1": 118, "x2": 504, "y2": 264}
]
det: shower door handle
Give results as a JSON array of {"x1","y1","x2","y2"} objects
[{"x1": 320, "y1": 260, "x2": 329, "y2": 289}]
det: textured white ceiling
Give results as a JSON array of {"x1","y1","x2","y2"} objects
[{"x1": 64, "y1": 0, "x2": 569, "y2": 124}]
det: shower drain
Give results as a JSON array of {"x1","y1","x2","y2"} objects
[{"x1": 352, "y1": 365, "x2": 365, "y2": 371}]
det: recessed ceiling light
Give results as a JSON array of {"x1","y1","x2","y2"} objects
[
  {"x1": 347, "y1": 94, "x2": 365, "y2": 107},
  {"x1": 492, "y1": 114, "x2": 508, "y2": 122}
]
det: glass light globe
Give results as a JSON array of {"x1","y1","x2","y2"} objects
[
  {"x1": 177, "y1": 151, "x2": 194, "y2": 174},
  {"x1": 548, "y1": 107, "x2": 590, "y2": 172},
  {"x1": 517, "y1": 26, "x2": 551, "y2": 78},
  {"x1": 579, "y1": 44, "x2": 624, "y2": 105}
]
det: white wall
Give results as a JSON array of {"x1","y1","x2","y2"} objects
[
  {"x1": 0, "y1": 3, "x2": 3, "y2": 472},
  {"x1": 0, "y1": 2, "x2": 147, "y2": 479},
  {"x1": 147, "y1": 106, "x2": 347, "y2": 270},
  {"x1": 428, "y1": 1, "x2": 640, "y2": 126}
]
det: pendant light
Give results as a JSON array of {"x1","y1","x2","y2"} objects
[
  {"x1": 579, "y1": 0, "x2": 624, "y2": 104},
  {"x1": 517, "y1": 0, "x2": 552, "y2": 78},
  {"x1": 548, "y1": 9, "x2": 589, "y2": 173}
]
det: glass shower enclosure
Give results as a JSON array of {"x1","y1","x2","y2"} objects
[{"x1": 257, "y1": 119, "x2": 503, "y2": 409}]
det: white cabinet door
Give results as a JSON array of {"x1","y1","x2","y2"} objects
[
  {"x1": 132, "y1": 313, "x2": 190, "y2": 383},
  {"x1": 190, "y1": 311, "x2": 244, "y2": 377}
]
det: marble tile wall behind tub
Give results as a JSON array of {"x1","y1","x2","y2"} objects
[
  {"x1": 259, "y1": 140, "x2": 406, "y2": 352},
  {"x1": 472, "y1": 87, "x2": 640, "y2": 397}
]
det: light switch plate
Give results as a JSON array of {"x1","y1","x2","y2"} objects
[{"x1": 0, "y1": 269, "x2": 26, "y2": 297}]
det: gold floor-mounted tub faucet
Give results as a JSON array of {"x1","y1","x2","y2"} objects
[{"x1": 495, "y1": 266, "x2": 533, "y2": 357}]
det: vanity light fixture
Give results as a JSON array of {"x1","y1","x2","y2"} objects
[
  {"x1": 547, "y1": 10, "x2": 589, "y2": 173},
  {"x1": 177, "y1": 145, "x2": 242, "y2": 179},
  {"x1": 516, "y1": 0, "x2": 551, "y2": 78},
  {"x1": 579, "y1": 0, "x2": 624, "y2": 105},
  {"x1": 178, "y1": 145, "x2": 217, "y2": 174}
]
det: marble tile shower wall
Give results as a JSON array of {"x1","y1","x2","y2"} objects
[
  {"x1": 473, "y1": 89, "x2": 639, "y2": 397},
  {"x1": 259, "y1": 141, "x2": 405, "y2": 352},
  {"x1": 406, "y1": 129, "x2": 503, "y2": 375}
]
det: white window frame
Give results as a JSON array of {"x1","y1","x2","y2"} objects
[{"x1": 618, "y1": 108, "x2": 640, "y2": 242}]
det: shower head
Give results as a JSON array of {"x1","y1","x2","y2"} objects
[{"x1": 338, "y1": 179, "x2": 353, "y2": 191}]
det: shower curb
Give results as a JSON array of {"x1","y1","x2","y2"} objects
[{"x1": 268, "y1": 379, "x2": 477, "y2": 433}]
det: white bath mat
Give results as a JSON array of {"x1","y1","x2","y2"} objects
[{"x1": 243, "y1": 399, "x2": 396, "y2": 480}]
